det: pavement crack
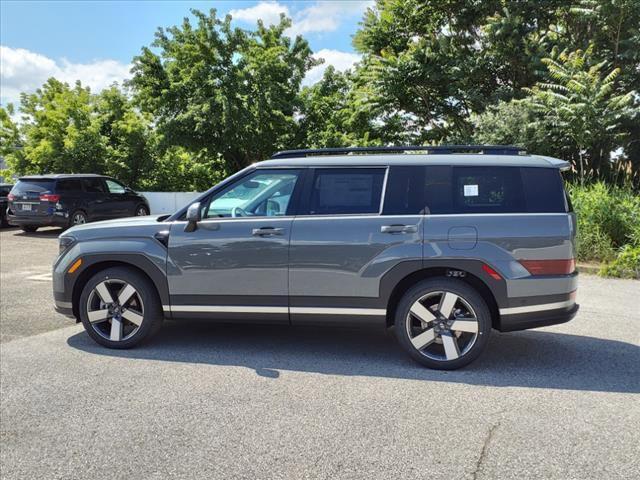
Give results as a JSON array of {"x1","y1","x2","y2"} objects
[{"x1": 471, "y1": 421, "x2": 500, "y2": 480}]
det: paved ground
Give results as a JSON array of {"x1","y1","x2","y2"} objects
[{"x1": 1, "y1": 227, "x2": 639, "y2": 479}]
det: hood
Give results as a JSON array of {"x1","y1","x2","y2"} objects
[{"x1": 63, "y1": 215, "x2": 167, "y2": 240}]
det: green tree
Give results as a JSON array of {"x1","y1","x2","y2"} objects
[
  {"x1": 15, "y1": 78, "x2": 107, "y2": 175},
  {"x1": 522, "y1": 47, "x2": 636, "y2": 184},
  {"x1": 130, "y1": 9, "x2": 317, "y2": 173}
]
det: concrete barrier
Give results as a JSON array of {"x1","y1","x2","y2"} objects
[{"x1": 139, "y1": 192, "x2": 202, "y2": 215}]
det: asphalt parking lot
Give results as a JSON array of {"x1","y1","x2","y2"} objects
[{"x1": 1, "y1": 227, "x2": 639, "y2": 479}]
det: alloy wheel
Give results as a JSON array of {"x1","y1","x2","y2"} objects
[
  {"x1": 405, "y1": 291, "x2": 479, "y2": 362},
  {"x1": 86, "y1": 279, "x2": 144, "y2": 341},
  {"x1": 136, "y1": 207, "x2": 148, "y2": 216},
  {"x1": 73, "y1": 212, "x2": 86, "y2": 225}
]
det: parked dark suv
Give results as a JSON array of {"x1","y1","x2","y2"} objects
[
  {"x1": 0, "y1": 183, "x2": 13, "y2": 227},
  {"x1": 7, "y1": 174, "x2": 149, "y2": 232},
  {"x1": 53, "y1": 146, "x2": 578, "y2": 369}
]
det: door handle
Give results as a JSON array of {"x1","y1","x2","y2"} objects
[
  {"x1": 252, "y1": 227, "x2": 284, "y2": 236},
  {"x1": 381, "y1": 224, "x2": 418, "y2": 234}
]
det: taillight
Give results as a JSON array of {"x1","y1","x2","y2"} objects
[
  {"x1": 7, "y1": 193, "x2": 15, "y2": 201},
  {"x1": 482, "y1": 264, "x2": 502, "y2": 280},
  {"x1": 39, "y1": 193, "x2": 61, "y2": 202},
  {"x1": 519, "y1": 259, "x2": 576, "y2": 275}
]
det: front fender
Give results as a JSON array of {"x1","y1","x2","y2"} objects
[{"x1": 53, "y1": 237, "x2": 169, "y2": 317}]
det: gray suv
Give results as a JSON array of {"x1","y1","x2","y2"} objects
[{"x1": 53, "y1": 146, "x2": 578, "y2": 369}]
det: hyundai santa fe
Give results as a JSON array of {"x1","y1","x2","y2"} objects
[{"x1": 53, "y1": 146, "x2": 579, "y2": 369}]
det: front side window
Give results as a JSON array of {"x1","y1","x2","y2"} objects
[
  {"x1": 105, "y1": 179, "x2": 126, "y2": 194},
  {"x1": 308, "y1": 168, "x2": 386, "y2": 215},
  {"x1": 204, "y1": 170, "x2": 301, "y2": 219}
]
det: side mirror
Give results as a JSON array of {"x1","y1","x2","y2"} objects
[{"x1": 184, "y1": 202, "x2": 201, "y2": 232}]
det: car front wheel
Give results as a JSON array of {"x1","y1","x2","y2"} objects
[
  {"x1": 78, "y1": 266, "x2": 163, "y2": 349},
  {"x1": 394, "y1": 278, "x2": 491, "y2": 370},
  {"x1": 135, "y1": 205, "x2": 149, "y2": 216}
]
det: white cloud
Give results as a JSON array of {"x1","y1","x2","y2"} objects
[
  {"x1": 303, "y1": 49, "x2": 361, "y2": 86},
  {"x1": 229, "y1": 2, "x2": 290, "y2": 27},
  {"x1": 1, "y1": 45, "x2": 131, "y2": 105},
  {"x1": 229, "y1": 1, "x2": 374, "y2": 36}
]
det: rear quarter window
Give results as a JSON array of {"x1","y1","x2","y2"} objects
[{"x1": 520, "y1": 168, "x2": 567, "y2": 213}]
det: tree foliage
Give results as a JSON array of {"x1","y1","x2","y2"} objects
[{"x1": 129, "y1": 9, "x2": 317, "y2": 173}]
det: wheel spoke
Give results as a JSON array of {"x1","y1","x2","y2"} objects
[
  {"x1": 121, "y1": 309, "x2": 143, "y2": 326},
  {"x1": 441, "y1": 332, "x2": 460, "y2": 360},
  {"x1": 411, "y1": 328, "x2": 436, "y2": 350},
  {"x1": 95, "y1": 282, "x2": 114, "y2": 304},
  {"x1": 449, "y1": 319, "x2": 478, "y2": 333},
  {"x1": 439, "y1": 292, "x2": 459, "y2": 319},
  {"x1": 87, "y1": 309, "x2": 109, "y2": 324},
  {"x1": 117, "y1": 284, "x2": 136, "y2": 306},
  {"x1": 410, "y1": 302, "x2": 436, "y2": 323},
  {"x1": 110, "y1": 317, "x2": 123, "y2": 341}
]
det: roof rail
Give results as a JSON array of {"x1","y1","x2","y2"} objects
[{"x1": 271, "y1": 145, "x2": 526, "y2": 159}]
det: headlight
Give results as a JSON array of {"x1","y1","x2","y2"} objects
[{"x1": 59, "y1": 236, "x2": 75, "y2": 255}]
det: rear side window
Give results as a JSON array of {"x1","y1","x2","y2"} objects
[
  {"x1": 12, "y1": 180, "x2": 55, "y2": 195},
  {"x1": 56, "y1": 179, "x2": 83, "y2": 192},
  {"x1": 308, "y1": 168, "x2": 385, "y2": 215},
  {"x1": 424, "y1": 166, "x2": 567, "y2": 214},
  {"x1": 82, "y1": 178, "x2": 106, "y2": 193},
  {"x1": 383, "y1": 166, "x2": 426, "y2": 215},
  {"x1": 453, "y1": 167, "x2": 525, "y2": 213}
]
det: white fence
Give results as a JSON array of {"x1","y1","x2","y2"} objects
[{"x1": 139, "y1": 192, "x2": 202, "y2": 215}]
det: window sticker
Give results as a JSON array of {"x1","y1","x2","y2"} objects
[{"x1": 464, "y1": 184, "x2": 479, "y2": 197}]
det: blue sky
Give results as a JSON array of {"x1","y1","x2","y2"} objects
[{"x1": 1, "y1": 1, "x2": 372, "y2": 104}]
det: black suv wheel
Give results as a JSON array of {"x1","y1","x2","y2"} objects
[
  {"x1": 394, "y1": 278, "x2": 491, "y2": 370},
  {"x1": 78, "y1": 267, "x2": 163, "y2": 349}
]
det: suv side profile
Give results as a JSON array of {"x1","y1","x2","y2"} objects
[
  {"x1": 53, "y1": 146, "x2": 578, "y2": 369},
  {"x1": 7, "y1": 174, "x2": 149, "y2": 232}
]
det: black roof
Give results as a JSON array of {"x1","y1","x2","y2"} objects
[{"x1": 18, "y1": 174, "x2": 105, "y2": 180}]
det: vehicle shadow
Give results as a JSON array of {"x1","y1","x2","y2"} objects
[
  {"x1": 13, "y1": 227, "x2": 64, "y2": 237},
  {"x1": 67, "y1": 321, "x2": 639, "y2": 394}
]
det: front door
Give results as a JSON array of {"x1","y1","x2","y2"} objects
[
  {"x1": 104, "y1": 178, "x2": 135, "y2": 217},
  {"x1": 167, "y1": 168, "x2": 304, "y2": 322}
]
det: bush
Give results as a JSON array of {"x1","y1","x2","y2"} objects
[
  {"x1": 599, "y1": 245, "x2": 640, "y2": 279},
  {"x1": 567, "y1": 182, "x2": 640, "y2": 262}
]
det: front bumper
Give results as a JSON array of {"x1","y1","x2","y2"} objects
[{"x1": 8, "y1": 212, "x2": 68, "y2": 228}]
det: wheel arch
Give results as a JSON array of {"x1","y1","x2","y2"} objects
[
  {"x1": 383, "y1": 261, "x2": 504, "y2": 329},
  {"x1": 71, "y1": 256, "x2": 169, "y2": 320}
]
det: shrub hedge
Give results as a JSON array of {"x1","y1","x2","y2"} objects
[{"x1": 567, "y1": 182, "x2": 640, "y2": 278}]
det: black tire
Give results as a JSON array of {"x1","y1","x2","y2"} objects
[
  {"x1": 394, "y1": 278, "x2": 491, "y2": 370},
  {"x1": 69, "y1": 210, "x2": 88, "y2": 227},
  {"x1": 21, "y1": 225, "x2": 38, "y2": 233},
  {"x1": 135, "y1": 204, "x2": 149, "y2": 216},
  {"x1": 78, "y1": 266, "x2": 163, "y2": 349}
]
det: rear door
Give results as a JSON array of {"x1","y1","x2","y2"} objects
[
  {"x1": 81, "y1": 178, "x2": 111, "y2": 220},
  {"x1": 288, "y1": 166, "x2": 425, "y2": 325}
]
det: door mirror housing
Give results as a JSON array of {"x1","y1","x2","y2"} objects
[{"x1": 185, "y1": 202, "x2": 201, "y2": 232}]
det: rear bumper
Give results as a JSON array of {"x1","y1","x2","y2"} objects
[
  {"x1": 498, "y1": 303, "x2": 579, "y2": 332},
  {"x1": 7, "y1": 212, "x2": 68, "y2": 227}
]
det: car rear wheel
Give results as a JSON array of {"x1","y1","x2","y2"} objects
[
  {"x1": 78, "y1": 267, "x2": 163, "y2": 349},
  {"x1": 394, "y1": 278, "x2": 491, "y2": 370},
  {"x1": 21, "y1": 225, "x2": 38, "y2": 233},
  {"x1": 69, "y1": 210, "x2": 87, "y2": 227},
  {"x1": 135, "y1": 205, "x2": 149, "y2": 216}
]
